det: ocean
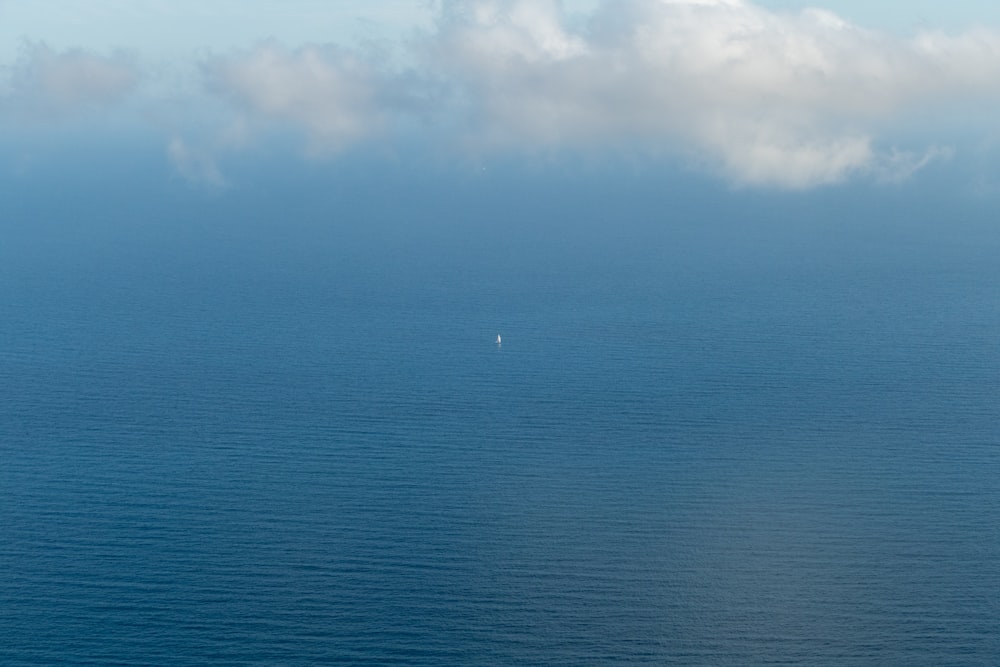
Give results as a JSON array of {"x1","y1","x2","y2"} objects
[{"x1": 2, "y1": 187, "x2": 999, "y2": 664}]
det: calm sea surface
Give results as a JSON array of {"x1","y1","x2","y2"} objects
[{"x1": 2, "y1": 210, "x2": 999, "y2": 664}]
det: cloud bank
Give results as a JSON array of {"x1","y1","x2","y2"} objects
[
  {"x1": 416, "y1": 0, "x2": 1000, "y2": 187},
  {"x1": 8, "y1": 1, "x2": 1000, "y2": 189}
]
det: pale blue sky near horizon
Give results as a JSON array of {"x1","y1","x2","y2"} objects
[{"x1": 3, "y1": 0, "x2": 1000, "y2": 60}]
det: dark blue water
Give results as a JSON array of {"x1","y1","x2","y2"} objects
[{"x1": 2, "y1": 203, "x2": 999, "y2": 664}]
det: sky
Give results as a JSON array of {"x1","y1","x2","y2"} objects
[{"x1": 3, "y1": 0, "x2": 1000, "y2": 193}]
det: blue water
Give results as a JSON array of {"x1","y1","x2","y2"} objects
[{"x1": 2, "y1": 201, "x2": 999, "y2": 664}]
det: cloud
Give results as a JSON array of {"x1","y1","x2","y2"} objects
[
  {"x1": 872, "y1": 145, "x2": 954, "y2": 184},
  {"x1": 197, "y1": 0, "x2": 996, "y2": 188},
  {"x1": 7, "y1": 1, "x2": 1000, "y2": 190},
  {"x1": 417, "y1": 0, "x2": 1000, "y2": 187},
  {"x1": 1, "y1": 42, "x2": 138, "y2": 117},
  {"x1": 167, "y1": 136, "x2": 227, "y2": 188},
  {"x1": 204, "y1": 43, "x2": 388, "y2": 154}
]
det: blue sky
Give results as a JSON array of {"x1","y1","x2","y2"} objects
[
  {"x1": 5, "y1": 1, "x2": 1000, "y2": 54},
  {"x1": 3, "y1": 0, "x2": 1000, "y2": 192}
]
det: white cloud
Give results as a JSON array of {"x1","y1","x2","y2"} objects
[
  {"x1": 699, "y1": 120, "x2": 874, "y2": 188},
  {"x1": 205, "y1": 43, "x2": 387, "y2": 153},
  {"x1": 7, "y1": 1, "x2": 1000, "y2": 190},
  {"x1": 1, "y1": 42, "x2": 138, "y2": 116},
  {"x1": 418, "y1": 0, "x2": 1000, "y2": 187}
]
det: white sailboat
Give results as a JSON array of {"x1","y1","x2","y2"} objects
[{"x1": 496, "y1": 333, "x2": 502, "y2": 345}]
